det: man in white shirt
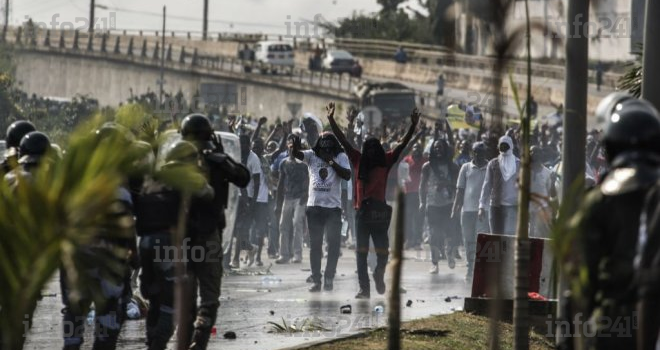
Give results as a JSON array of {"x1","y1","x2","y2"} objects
[
  {"x1": 230, "y1": 135, "x2": 262, "y2": 268},
  {"x1": 452, "y1": 142, "x2": 489, "y2": 281},
  {"x1": 478, "y1": 136, "x2": 520, "y2": 235},
  {"x1": 248, "y1": 138, "x2": 271, "y2": 266},
  {"x1": 293, "y1": 126, "x2": 351, "y2": 292}
]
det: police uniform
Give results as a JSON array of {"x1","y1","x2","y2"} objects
[
  {"x1": 568, "y1": 94, "x2": 660, "y2": 350},
  {"x1": 180, "y1": 114, "x2": 250, "y2": 350},
  {"x1": 636, "y1": 181, "x2": 660, "y2": 350}
]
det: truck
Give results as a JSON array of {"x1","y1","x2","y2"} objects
[{"x1": 353, "y1": 81, "x2": 417, "y2": 128}]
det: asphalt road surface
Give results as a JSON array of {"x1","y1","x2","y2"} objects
[{"x1": 24, "y1": 244, "x2": 471, "y2": 350}]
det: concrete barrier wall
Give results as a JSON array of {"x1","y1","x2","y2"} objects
[{"x1": 13, "y1": 50, "x2": 350, "y2": 122}]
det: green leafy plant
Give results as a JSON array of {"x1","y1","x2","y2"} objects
[
  {"x1": 268, "y1": 317, "x2": 329, "y2": 334},
  {"x1": 618, "y1": 43, "x2": 642, "y2": 98}
]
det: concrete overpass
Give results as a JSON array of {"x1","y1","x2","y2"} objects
[
  {"x1": 8, "y1": 27, "x2": 613, "y2": 125},
  {"x1": 10, "y1": 28, "x2": 365, "y2": 121}
]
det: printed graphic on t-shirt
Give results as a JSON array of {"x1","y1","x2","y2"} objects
[{"x1": 313, "y1": 166, "x2": 330, "y2": 192}]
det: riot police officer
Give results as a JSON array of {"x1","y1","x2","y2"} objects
[
  {"x1": 2, "y1": 120, "x2": 36, "y2": 174},
  {"x1": 4, "y1": 131, "x2": 51, "y2": 187},
  {"x1": 179, "y1": 114, "x2": 250, "y2": 350},
  {"x1": 134, "y1": 140, "x2": 214, "y2": 350},
  {"x1": 569, "y1": 93, "x2": 660, "y2": 350},
  {"x1": 60, "y1": 123, "x2": 138, "y2": 350},
  {"x1": 637, "y1": 184, "x2": 660, "y2": 350}
]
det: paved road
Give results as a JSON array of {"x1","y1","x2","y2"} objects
[{"x1": 24, "y1": 245, "x2": 471, "y2": 350}]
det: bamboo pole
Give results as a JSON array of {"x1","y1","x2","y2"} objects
[
  {"x1": 513, "y1": 1, "x2": 532, "y2": 349},
  {"x1": 175, "y1": 195, "x2": 193, "y2": 350},
  {"x1": 387, "y1": 190, "x2": 405, "y2": 350}
]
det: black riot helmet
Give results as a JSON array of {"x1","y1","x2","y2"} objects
[
  {"x1": 181, "y1": 114, "x2": 213, "y2": 142},
  {"x1": 95, "y1": 122, "x2": 134, "y2": 144},
  {"x1": 164, "y1": 140, "x2": 199, "y2": 167},
  {"x1": 6, "y1": 120, "x2": 36, "y2": 149},
  {"x1": 598, "y1": 93, "x2": 660, "y2": 162},
  {"x1": 18, "y1": 131, "x2": 51, "y2": 165}
]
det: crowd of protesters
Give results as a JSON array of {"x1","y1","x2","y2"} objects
[{"x1": 8, "y1": 89, "x2": 657, "y2": 350}]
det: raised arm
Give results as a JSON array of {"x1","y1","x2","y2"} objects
[
  {"x1": 345, "y1": 106, "x2": 358, "y2": 149},
  {"x1": 252, "y1": 116, "x2": 268, "y2": 143},
  {"x1": 445, "y1": 118, "x2": 455, "y2": 147},
  {"x1": 265, "y1": 122, "x2": 282, "y2": 145},
  {"x1": 392, "y1": 108, "x2": 421, "y2": 161},
  {"x1": 326, "y1": 102, "x2": 356, "y2": 154}
]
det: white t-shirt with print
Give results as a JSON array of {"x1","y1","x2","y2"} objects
[
  {"x1": 245, "y1": 151, "x2": 268, "y2": 202},
  {"x1": 302, "y1": 150, "x2": 350, "y2": 209}
]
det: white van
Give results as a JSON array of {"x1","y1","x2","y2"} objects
[{"x1": 254, "y1": 41, "x2": 295, "y2": 74}]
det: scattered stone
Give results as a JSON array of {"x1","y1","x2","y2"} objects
[
  {"x1": 444, "y1": 297, "x2": 452, "y2": 302},
  {"x1": 269, "y1": 310, "x2": 275, "y2": 316},
  {"x1": 406, "y1": 300, "x2": 413, "y2": 307},
  {"x1": 223, "y1": 331, "x2": 237, "y2": 339},
  {"x1": 340, "y1": 304, "x2": 352, "y2": 314}
]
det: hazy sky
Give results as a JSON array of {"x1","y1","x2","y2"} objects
[{"x1": 13, "y1": 0, "x2": 385, "y2": 35}]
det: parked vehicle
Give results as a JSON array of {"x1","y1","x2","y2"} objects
[
  {"x1": 353, "y1": 82, "x2": 416, "y2": 126},
  {"x1": 254, "y1": 41, "x2": 295, "y2": 74},
  {"x1": 321, "y1": 50, "x2": 356, "y2": 75}
]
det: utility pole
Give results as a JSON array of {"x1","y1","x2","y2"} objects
[
  {"x1": 642, "y1": 0, "x2": 660, "y2": 109},
  {"x1": 3, "y1": 0, "x2": 9, "y2": 40},
  {"x1": 202, "y1": 0, "x2": 208, "y2": 40},
  {"x1": 159, "y1": 6, "x2": 166, "y2": 105},
  {"x1": 4, "y1": 0, "x2": 8, "y2": 28},
  {"x1": 89, "y1": 0, "x2": 95, "y2": 35},
  {"x1": 558, "y1": 0, "x2": 589, "y2": 347}
]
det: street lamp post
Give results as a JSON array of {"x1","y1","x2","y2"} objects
[
  {"x1": 89, "y1": 0, "x2": 95, "y2": 35},
  {"x1": 159, "y1": 6, "x2": 166, "y2": 105},
  {"x1": 202, "y1": 0, "x2": 208, "y2": 40}
]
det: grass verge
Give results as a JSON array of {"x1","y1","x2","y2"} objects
[{"x1": 300, "y1": 311, "x2": 554, "y2": 350}]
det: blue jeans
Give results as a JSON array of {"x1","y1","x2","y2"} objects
[
  {"x1": 461, "y1": 211, "x2": 490, "y2": 275},
  {"x1": 489, "y1": 205, "x2": 518, "y2": 235}
]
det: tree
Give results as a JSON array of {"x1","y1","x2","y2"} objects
[
  {"x1": 377, "y1": 0, "x2": 406, "y2": 14},
  {"x1": 618, "y1": 44, "x2": 642, "y2": 98}
]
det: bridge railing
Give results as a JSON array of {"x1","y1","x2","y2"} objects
[
  {"x1": 5, "y1": 27, "x2": 367, "y2": 98},
  {"x1": 5, "y1": 25, "x2": 622, "y2": 87},
  {"x1": 8, "y1": 26, "x2": 522, "y2": 119}
]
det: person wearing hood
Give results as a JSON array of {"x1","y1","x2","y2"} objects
[
  {"x1": 292, "y1": 104, "x2": 352, "y2": 293},
  {"x1": 452, "y1": 141, "x2": 490, "y2": 282},
  {"x1": 420, "y1": 139, "x2": 461, "y2": 274},
  {"x1": 478, "y1": 135, "x2": 521, "y2": 235},
  {"x1": 328, "y1": 103, "x2": 420, "y2": 299}
]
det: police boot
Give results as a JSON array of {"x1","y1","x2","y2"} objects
[
  {"x1": 188, "y1": 328, "x2": 211, "y2": 350},
  {"x1": 188, "y1": 310, "x2": 215, "y2": 350}
]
